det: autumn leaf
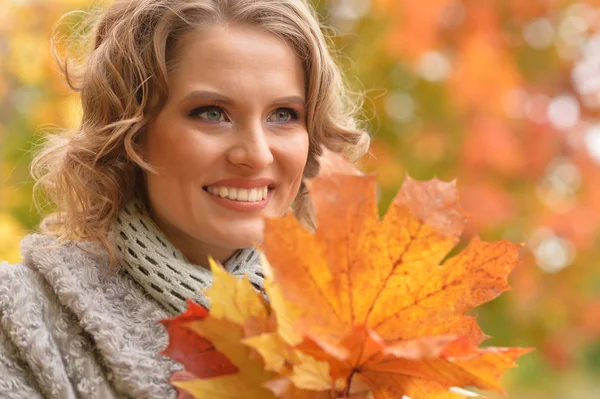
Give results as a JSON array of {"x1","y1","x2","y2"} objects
[
  {"x1": 171, "y1": 316, "x2": 278, "y2": 399},
  {"x1": 205, "y1": 258, "x2": 271, "y2": 324},
  {"x1": 162, "y1": 172, "x2": 530, "y2": 399},
  {"x1": 160, "y1": 300, "x2": 238, "y2": 380},
  {"x1": 262, "y1": 174, "x2": 508, "y2": 343},
  {"x1": 259, "y1": 173, "x2": 530, "y2": 398},
  {"x1": 243, "y1": 332, "x2": 342, "y2": 393},
  {"x1": 163, "y1": 260, "x2": 337, "y2": 398},
  {"x1": 161, "y1": 261, "x2": 277, "y2": 398}
]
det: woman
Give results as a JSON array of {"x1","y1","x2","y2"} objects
[{"x1": 0, "y1": 0, "x2": 369, "y2": 398}]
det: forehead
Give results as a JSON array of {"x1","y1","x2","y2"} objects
[{"x1": 167, "y1": 23, "x2": 306, "y2": 101}]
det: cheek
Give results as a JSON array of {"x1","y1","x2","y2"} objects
[
  {"x1": 283, "y1": 132, "x2": 310, "y2": 179},
  {"x1": 146, "y1": 124, "x2": 218, "y2": 179},
  {"x1": 279, "y1": 132, "x2": 310, "y2": 204}
]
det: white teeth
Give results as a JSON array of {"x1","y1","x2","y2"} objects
[
  {"x1": 228, "y1": 187, "x2": 238, "y2": 200},
  {"x1": 207, "y1": 185, "x2": 270, "y2": 202},
  {"x1": 248, "y1": 189, "x2": 258, "y2": 201},
  {"x1": 237, "y1": 189, "x2": 249, "y2": 201}
]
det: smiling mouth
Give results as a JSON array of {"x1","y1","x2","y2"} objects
[{"x1": 202, "y1": 185, "x2": 274, "y2": 202}]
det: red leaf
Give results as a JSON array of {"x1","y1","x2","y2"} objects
[{"x1": 160, "y1": 300, "x2": 238, "y2": 378}]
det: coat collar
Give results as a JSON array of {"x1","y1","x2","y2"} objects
[{"x1": 20, "y1": 234, "x2": 181, "y2": 399}]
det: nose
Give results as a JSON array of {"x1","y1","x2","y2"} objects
[{"x1": 228, "y1": 121, "x2": 274, "y2": 170}]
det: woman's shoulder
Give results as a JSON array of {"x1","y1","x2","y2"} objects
[
  {"x1": 0, "y1": 234, "x2": 178, "y2": 398},
  {"x1": 0, "y1": 244, "x2": 49, "y2": 310},
  {"x1": 0, "y1": 236, "x2": 124, "y2": 399},
  {"x1": 0, "y1": 237, "x2": 76, "y2": 398},
  {"x1": 0, "y1": 232, "x2": 123, "y2": 327},
  {"x1": 18, "y1": 233, "x2": 111, "y2": 270},
  {"x1": 0, "y1": 235, "x2": 72, "y2": 320},
  {"x1": 0, "y1": 234, "x2": 46, "y2": 275},
  {"x1": 0, "y1": 261, "x2": 45, "y2": 326},
  {"x1": 0, "y1": 259, "x2": 35, "y2": 284},
  {"x1": 1, "y1": 233, "x2": 106, "y2": 294}
]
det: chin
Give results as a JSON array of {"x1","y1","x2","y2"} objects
[{"x1": 218, "y1": 221, "x2": 265, "y2": 249}]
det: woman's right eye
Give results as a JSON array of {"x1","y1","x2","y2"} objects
[{"x1": 189, "y1": 106, "x2": 227, "y2": 122}]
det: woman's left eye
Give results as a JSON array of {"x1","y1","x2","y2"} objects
[
  {"x1": 188, "y1": 106, "x2": 228, "y2": 122},
  {"x1": 268, "y1": 108, "x2": 298, "y2": 123}
]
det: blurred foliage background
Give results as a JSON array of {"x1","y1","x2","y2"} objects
[{"x1": 1, "y1": 0, "x2": 600, "y2": 398}]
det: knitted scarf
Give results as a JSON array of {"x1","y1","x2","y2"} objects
[{"x1": 112, "y1": 198, "x2": 265, "y2": 315}]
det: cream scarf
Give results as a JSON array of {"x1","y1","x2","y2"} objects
[{"x1": 112, "y1": 198, "x2": 265, "y2": 315}]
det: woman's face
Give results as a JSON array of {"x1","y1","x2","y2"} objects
[{"x1": 143, "y1": 23, "x2": 309, "y2": 266}]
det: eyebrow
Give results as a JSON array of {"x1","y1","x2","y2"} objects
[{"x1": 181, "y1": 90, "x2": 306, "y2": 108}]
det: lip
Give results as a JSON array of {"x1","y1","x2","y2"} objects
[
  {"x1": 205, "y1": 178, "x2": 276, "y2": 189},
  {"x1": 204, "y1": 186, "x2": 274, "y2": 213}
]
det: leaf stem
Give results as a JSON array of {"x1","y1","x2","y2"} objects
[{"x1": 342, "y1": 370, "x2": 355, "y2": 398}]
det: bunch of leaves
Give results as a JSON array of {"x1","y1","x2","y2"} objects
[{"x1": 162, "y1": 171, "x2": 531, "y2": 399}]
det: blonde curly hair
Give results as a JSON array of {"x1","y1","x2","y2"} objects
[{"x1": 32, "y1": 0, "x2": 369, "y2": 263}]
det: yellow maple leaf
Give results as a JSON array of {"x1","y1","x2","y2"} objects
[
  {"x1": 172, "y1": 317, "x2": 276, "y2": 398},
  {"x1": 167, "y1": 260, "x2": 334, "y2": 398}
]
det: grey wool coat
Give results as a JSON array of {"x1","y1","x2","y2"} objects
[{"x1": 0, "y1": 234, "x2": 183, "y2": 399}]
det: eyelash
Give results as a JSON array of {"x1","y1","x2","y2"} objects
[{"x1": 188, "y1": 103, "x2": 300, "y2": 123}]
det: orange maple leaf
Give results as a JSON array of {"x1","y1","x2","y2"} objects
[
  {"x1": 259, "y1": 173, "x2": 531, "y2": 397},
  {"x1": 162, "y1": 173, "x2": 531, "y2": 399}
]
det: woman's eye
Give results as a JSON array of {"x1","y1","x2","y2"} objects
[
  {"x1": 190, "y1": 106, "x2": 227, "y2": 122},
  {"x1": 269, "y1": 108, "x2": 298, "y2": 123}
]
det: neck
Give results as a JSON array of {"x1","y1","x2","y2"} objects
[
  {"x1": 148, "y1": 208, "x2": 237, "y2": 268},
  {"x1": 113, "y1": 197, "x2": 265, "y2": 314}
]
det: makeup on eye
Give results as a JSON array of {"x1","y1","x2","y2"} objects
[
  {"x1": 187, "y1": 104, "x2": 229, "y2": 122},
  {"x1": 267, "y1": 108, "x2": 300, "y2": 123},
  {"x1": 187, "y1": 104, "x2": 302, "y2": 123}
]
